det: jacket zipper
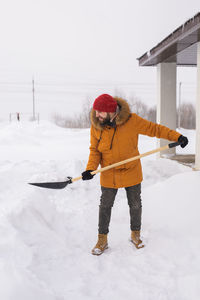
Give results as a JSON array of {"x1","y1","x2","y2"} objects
[
  {"x1": 110, "y1": 127, "x2": 117, "y2": 150},
  {"x1": 110, "y1": 127, "x2": 117, "y2": 187},
  {"x1": 97, "y1": 130, "x2": 102, "y2": 147}
]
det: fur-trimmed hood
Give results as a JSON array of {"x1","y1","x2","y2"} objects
[{"x1": 90, "y1": 97, "x2": 131, "y2": 130}]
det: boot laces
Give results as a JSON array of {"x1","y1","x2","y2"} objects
[{"x1": 96, "y1": 235, "x2": 107, "y2": 249}]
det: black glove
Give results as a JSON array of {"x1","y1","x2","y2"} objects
[
  {"x1": 178, "y1": 135, "x2": 188, "y2": 148},
  {"x1": 81, "y1": 170, "x2": 95, "y2": 180}
]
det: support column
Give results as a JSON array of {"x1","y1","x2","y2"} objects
[
  {"x1": 195, "y1": 42, "x2": 200, "y2": 170},
  {"x1": 156, "y1": 63, "x2": 177, "y2": 156}
]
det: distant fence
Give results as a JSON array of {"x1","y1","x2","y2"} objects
[{"x1": 9, "y1": 112, "x2": 40, "y2": 123}]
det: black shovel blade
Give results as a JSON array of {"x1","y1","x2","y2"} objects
[{"x1": 29, "y1": 177, "x2": 72, "y2": 189}]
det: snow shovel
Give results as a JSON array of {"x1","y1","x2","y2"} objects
[{"x1": 29, "y1": 141, "x2": 180, "y2": 189}]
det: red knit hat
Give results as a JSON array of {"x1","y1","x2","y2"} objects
[{"x1": 93, "y1": 94, "x2": 117, "y2": 112}]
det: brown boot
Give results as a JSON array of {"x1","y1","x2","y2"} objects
[
  {"x1": 91, "y1": 234, "x2": 108, "y2": 255},
  {"x1": 131, "y1": 230, "x2": 144, "y2": 249}
]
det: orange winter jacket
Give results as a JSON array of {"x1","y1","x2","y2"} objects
[{"x1": 86, "y1": 97, "x2": 181, "y2": 188}]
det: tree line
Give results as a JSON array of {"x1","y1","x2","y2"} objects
[{"x1": 52, "y1": 96, "x2": 196, "y2": 129}]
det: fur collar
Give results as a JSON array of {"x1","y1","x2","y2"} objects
[{"x1": 90, "y1": 97, "x2": 131, "y2": 130}]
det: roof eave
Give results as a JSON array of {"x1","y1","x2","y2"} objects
[{"x1": 138, "y1": 12, "x2": 200, "y2": 67}]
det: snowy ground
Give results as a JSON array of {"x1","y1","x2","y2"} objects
[{"x1": 0, "y1": 121, "x2": 199, "y2": 300}]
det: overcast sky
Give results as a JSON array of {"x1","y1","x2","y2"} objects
[{"x1": 0, "y1": 0, "x2": 200, "y2": 119}]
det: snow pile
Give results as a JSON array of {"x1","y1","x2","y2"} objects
[{"x1": 0, "y1": 121, "x2": 199, "y2": 300}]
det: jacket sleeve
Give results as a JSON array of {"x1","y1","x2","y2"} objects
[
  {"x1": 86, "y1": 126, "x2": 101, "y2": 171},
  {"x1": 133, "y1": 114, "x2": 181, "y2": 141}
]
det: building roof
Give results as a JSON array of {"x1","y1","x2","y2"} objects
[{"x1": 138, "y1": 12, "x2": 200, "y2": 67}]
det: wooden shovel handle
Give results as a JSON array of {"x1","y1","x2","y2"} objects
[
  {"x1": 72, "y1": 176, "x2": 83, "y2": 182},
  {"x1": 72, "y1": 142, "x2": 180, "y2": 183},
  {"x1": 91, "y1": 144, "x2": 169, "y2": 175}
]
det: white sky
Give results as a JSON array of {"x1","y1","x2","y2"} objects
[{"x1": 0, "y1": 0, "x2": 199, "y2": 119}]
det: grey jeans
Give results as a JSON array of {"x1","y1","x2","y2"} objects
[{"x1": 98, "y1": 184, "x2": 142, "y2": 234}]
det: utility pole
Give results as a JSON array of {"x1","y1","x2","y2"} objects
[
  {"x1": 178, "y1": 81, "x2": 182, "y2": 129},
  {"x1": 32, "y1": 77, "x2": 36, "y2": 121}
]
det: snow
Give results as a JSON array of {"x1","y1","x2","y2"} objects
[{"x1": 0, "y1": 121, "x2": 199, "y2": 300}]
